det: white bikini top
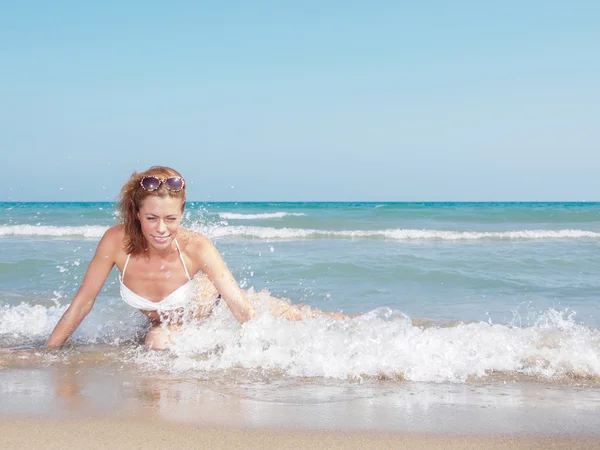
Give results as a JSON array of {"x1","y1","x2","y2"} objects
[{"x1": 119, "y1": 239, "x2": 195, "y2": 311}]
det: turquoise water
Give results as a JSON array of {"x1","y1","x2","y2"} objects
[{"x1": 1, "y1": 202, "x2": 599, "y2": 383}]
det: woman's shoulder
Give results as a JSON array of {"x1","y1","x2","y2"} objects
[
  {"x1": 103, "y1": 224, "x2": 126, "y2": 240},
  {"x1": 99, "y1": 225, "x2": 127, "y2": 250},
  {"x1": 179, "y1": 228, "x2": 211, "y2": 246},
  {"x1": 178, "y1": 228, "x2": 214, "y2": 256}
]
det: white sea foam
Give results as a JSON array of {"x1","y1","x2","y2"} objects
[
  {"x1": 207, "y1": 226, "x2": 600, "y2": 241},
  {"x1": 219, "y1": 212, "x2": 306, "y2": 220},
  {"x1": 0, "y1": 225, "x2": 107, "y2": 238},
  {"x1": 0, "y1": 301, "x2": 145, "y2": 345},
  {"x1": 1, "y1": 224, "x2": 599, "y2": 242},
  {"x1": 133, "y1": 305, "x2": 600, "y2": 383},
  {"x1": 1, "y1": 300, "x2": 598, "y2": 383},
  {"x1": 0, "y1": 303, "x2": 66, "y2": 339}
]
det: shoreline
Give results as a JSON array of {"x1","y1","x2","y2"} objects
[
  {"x1": 1, "y1": 417, "x2": 599, "y2": 450},
  {"x1": 1, "y1": 363, "x2": 599, "y2": 438}
]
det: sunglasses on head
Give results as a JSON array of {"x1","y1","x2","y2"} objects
[{"x1": 139, "y1": 176, "x2": 185, "y2": 191}]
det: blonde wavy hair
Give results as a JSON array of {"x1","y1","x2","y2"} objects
[{"x1": 117, "y1": 166, "x2": 186, "y2": 255}]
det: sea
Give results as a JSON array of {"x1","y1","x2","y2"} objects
[{"x1": 1, "y1": 201, "x2": 599, "y2": 432}]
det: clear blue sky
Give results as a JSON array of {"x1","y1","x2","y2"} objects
[{"x1": 1, "y1": 1, "x2": 598, "y2": 202}]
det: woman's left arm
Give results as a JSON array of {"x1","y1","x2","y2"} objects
[{"x1": 193, "y1": 236, "x2": 255, "y2": 323}]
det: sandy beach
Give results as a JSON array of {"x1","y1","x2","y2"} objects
[
  {"x1": 1, "y1": 359, "x2": 599, "y2": 449},
  {"x1": 1, "y1": 417, "x2": 599, "y2": 449}
]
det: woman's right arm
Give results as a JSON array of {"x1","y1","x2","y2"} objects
[{"x1": 46, "y1": 227, "x2": 120, "y2": 348}]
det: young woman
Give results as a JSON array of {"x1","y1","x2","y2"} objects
[{"x1": 47, "y1": 166, "x2": 344, "y2": 350}]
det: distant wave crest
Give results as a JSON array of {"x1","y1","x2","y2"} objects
[
  {"x1": 219, "y1": 212, "x2": 306, "y2": 220},
  {"x1": 0, "y1": 225, "x2": 107, "y2": 238},
  {"x1": 2, "y1": 225, "x2": 599, "y2": 241},
  {"x1": 207, "y1": 226, "x2": 600, "y2": 241}
]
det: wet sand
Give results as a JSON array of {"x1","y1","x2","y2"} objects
[
  {"x1": 1, "y1": 418, "x2": 600, "y2": 450},
  {"x1": 1, "y1": 356, "x2": 599, "y2": 448}
]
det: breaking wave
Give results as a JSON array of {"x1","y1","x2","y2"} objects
[
  {"x1": 2, "y1": 225, "x2": 599, "y2": 242},
  {"x1": 2, "y1": 301, "x2": 598, "y2": 384},
  {"x1": 219, "y1": 212, "x2": 306, "y2": 220}
]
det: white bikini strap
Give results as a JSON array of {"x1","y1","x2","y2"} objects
[
  {"x1": 174, "y1": 239, "x2": 191, "y2": 280},
  {"x1": 122, "y1": 253, "x2": 131, "y2": 278}
]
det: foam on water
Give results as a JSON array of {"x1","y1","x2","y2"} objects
[
  {"x1": 219, "y1": 212, "x2": 306, "y2": 220},
  {"x1": 0, "y1": 301, "x2": 145, "y2": 347},
  {"x1": 0, "y1": 225, "x2": 107, "y2": 238},
  {"x1": 3, "y1": 224, "x2": 599, "y2": 242},
  {"x1": 0, "y1": 302, "x2": 65, "y2": 340},
  {"x1": 1, "y1": 299, "x2": 598, "y2": 383},
  {"x1": 131, "y1": 301, "x2": 599, "y2": 383},
  {"x1": 206, "y1": 226, "x2": 600, "y2": 241}
]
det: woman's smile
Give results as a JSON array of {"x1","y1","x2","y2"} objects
[{"x1": 151, "y1": 235, "x2": 171, "y2": 244}]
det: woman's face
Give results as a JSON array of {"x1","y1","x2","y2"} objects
[{"x1": 137, "y1": 196, "x2": 184, "y2": 251}]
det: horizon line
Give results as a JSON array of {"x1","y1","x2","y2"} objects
[{"x1": 1, "y1": 200, "x2": 598, "y2": 204}]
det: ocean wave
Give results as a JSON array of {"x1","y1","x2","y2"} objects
[
  {"x1": 207, "y1": 226, "x2": 600, "y2": 241},
  {"x1": 0, "y1": 302, "x2": 66, "y2": 344},
  {"x1": 1, "y1": 302, "x2": 598, "y2": 383},
  {"x1": 0, "y1": 225, "x2": 107, "y2": 238},
  {"x1": 219, "y1": 212, "x2": 306, "y2": 220},
  {"x1": 134, "y1": 306, "x2": 600, "y2": 383},
  {"x1": 2, "y1": 224, "x2": 599, "y2": 242},
  {"x1": 0, "y1": 300, "x2": 144, "y2": 347}
]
